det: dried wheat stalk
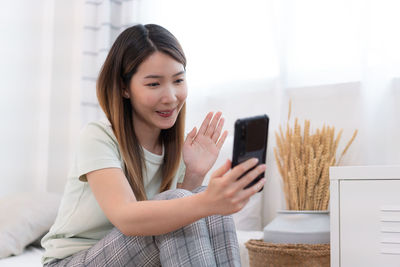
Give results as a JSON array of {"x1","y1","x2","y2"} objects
[{"x1": 274, "y1": 105, "x2": 357, "y2": 210}]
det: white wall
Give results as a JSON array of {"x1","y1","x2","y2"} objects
[
  {"x1": 0, "y1": 0, "x2": 50, "y2": 197},
  {"x1": 0, "y1": 0, "x2": 82, "y2": 197},
  {"x1": 46, "y1": 0, "x2": 83, "y2": 194}
]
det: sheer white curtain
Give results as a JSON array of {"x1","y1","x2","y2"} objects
[
  {"x1": 0, "y1": 0, "x2": 55, "y2": 197},
  {"x1": 80, "y1": 0, "x2": 142, "y2": 126}
]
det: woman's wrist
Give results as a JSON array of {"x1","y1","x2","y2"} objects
[
  {"x1": 194, "y1": 190, "x2": 215, "y2": 217},
  {"x1": 181, "y1": 170, "x2": 205, "y2": 190}
]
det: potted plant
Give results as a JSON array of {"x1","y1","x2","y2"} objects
[
  {"x1": 246, "y1": 103, "x2": 358, "y2": 267},
  {"x1": 264, "y1": 102, "x2": 357, "y2": 244}
]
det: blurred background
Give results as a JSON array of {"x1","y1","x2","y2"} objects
[{"x1": 1, "y1": 0, "x2": 400, "y2": 227}]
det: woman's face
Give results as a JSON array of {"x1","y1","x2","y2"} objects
[{"x1": 125, "y1": 51, "x2": 187, "y2": 132}]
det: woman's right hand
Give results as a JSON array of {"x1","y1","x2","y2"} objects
[{"x1": 201, "y1": 158, "x2": 267, "y2": 216}]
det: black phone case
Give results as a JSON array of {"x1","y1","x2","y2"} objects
[{"x1": 232, "y1": 114, "x2": 269, "y2": 191}]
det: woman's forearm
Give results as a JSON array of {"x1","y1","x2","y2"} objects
[{"x1": 118, "y1": 191, "x2": 212, "y2": 236}]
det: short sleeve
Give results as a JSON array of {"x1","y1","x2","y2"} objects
[{"x1": 76, "y1": 122, "x2": 122, "y2": 182}]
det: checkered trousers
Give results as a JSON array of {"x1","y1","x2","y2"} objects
[{"x1": 44, "y1": 186, "x2": 241, "y2": 267}]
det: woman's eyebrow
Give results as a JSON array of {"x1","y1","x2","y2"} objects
[
  {"x1": 172, "y1": 70, "x2": 185, "y2": 77},
  {"x1": 144, "y1": 75, "x2": 162, "y2": 79},
  {"x1": 144, "y1": 71, "x2": 185, "y2": 79}
]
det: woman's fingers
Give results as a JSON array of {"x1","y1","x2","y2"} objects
[
  {"x1": 206, "y1": 111, "x2": 222, "y2": 138},
  {"x1": 198, "y1": 112, "x2": 213, "y2": 135},
  {"x1": 211, "y1": 116, "x2": 224, "y2": 143},
  {"x1": 198, "y1": 111, "x2": 225, "y2": 140},
  {"x1": 216, "y1": 130, "x2": 228, "y2": 149},
  {"x1": 185, "y1": 127, "x2": 197, "y2": 144},
  {"x1": 211, "y1": 159, "x2": 231, "y2": 178},
  {"x1": 228, "y1": 158, "x2": 259, "y2": 182},
  {"x1": 236, "y1": 177, "x2": 266, "y2": 202},
  {"x1": 234, "y1": 164, "x2": 266, "y2": 191},
  {"x1": 207, "y1": 158, "x2": 265, "y2": 215}
]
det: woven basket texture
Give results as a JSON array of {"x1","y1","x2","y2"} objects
[{"x1": 245, "y1": 239, "x2": 330, "y2": 267}]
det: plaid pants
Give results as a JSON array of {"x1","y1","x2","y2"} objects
[{"x1": 44, "y1": 186, "x2": 241, "y2": 267}]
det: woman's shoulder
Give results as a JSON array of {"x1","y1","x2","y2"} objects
[
  {"x1": 83, "y1": 117, "x2": 111, "y2": 131},
  {"x1": 80, "y1": 118, "x2": 117, "y2": 142}
]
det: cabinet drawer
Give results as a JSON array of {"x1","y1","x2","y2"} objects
[{"x1": 340, "y1": 180, "x2": 400, "y2": 267}]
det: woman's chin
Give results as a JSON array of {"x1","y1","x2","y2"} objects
[
  {"x1": 153, "y1": 111, "x2": 179, "y2": 129},
  {"x1": 156, "y1": 118, "x2": 177, "y2": 130}
]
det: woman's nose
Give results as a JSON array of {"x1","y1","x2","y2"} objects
[{"x1": 161, "y1": 86, "x2": 178, "y2": 103}]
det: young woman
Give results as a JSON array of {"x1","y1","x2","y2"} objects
[{"x1": 41, "y1": 24, "x2": 266, "y2": 267}]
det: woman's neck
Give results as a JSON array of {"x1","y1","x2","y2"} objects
[{"x1": 133, "y1": 117, "x2": 163, "y2": 155}]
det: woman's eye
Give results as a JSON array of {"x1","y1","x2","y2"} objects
[
  {"x1": 174, "y1": 79, "x2": 184, "y2": 84},
  {"x1": 146, "y1": 82, "x2": 159, "y2": 87}
]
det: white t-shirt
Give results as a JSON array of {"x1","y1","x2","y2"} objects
[{"x1": 41, "y1": 119, "x2": 186, "y2": 265}]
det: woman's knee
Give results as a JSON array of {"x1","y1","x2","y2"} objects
[
  {"x1": 153, "y1": 188, "x2": 193, "y2": 200},
  {"x1": 192, "y1": 185, "x2": 207, "y2": 193}
]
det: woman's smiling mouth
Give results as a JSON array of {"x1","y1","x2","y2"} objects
[{"x1": 156, "y1": 109, "x2": 175, "y2": 118}]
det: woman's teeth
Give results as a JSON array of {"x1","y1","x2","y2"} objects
[{"x1": 157, "y1": 110, "x2": 174, "y2": 117}]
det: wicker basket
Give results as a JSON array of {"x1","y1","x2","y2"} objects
[{"x1": 245, "y1": 239, "x2": 330, "y2": 267}]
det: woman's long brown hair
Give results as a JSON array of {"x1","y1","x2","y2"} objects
[{"x1": 96, "y1": 24, "x2": 186, "y2": 201}]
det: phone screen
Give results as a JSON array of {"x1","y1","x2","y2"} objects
[
  {"x1": 246, "y1": 120, "x2": 268, "y2": 152},
  {"x1": 232, "y1": 114, "x2": 269, "y2": 191}
]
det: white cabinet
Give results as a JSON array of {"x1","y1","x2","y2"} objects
[{"x1": 330, "y1": 166, "x2": 400, "y2": 267}]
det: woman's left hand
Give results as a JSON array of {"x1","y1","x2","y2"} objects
[{"x1": 182, "y1": 112, "x2": 228, "y2": 188}]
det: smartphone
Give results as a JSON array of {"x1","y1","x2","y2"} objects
[{"x1": 232, "y1": 114, "x2": 269, "y2": 191}]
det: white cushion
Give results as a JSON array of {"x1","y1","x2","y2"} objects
[
  {"x1": 0, "y1": 246, "x2": 44, "y2": 266},
  {"x1": 232, "y1": 192, "x2": 262, "y2": 231},
  {"x1": 236, "y1": 230, "x2": 264, "y2": 267},
  {"x1": 0, "y1": 192, "x2": 61, "y2": 258}
]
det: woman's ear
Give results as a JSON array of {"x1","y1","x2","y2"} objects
[{"x1": 122, "y1": 89, "x2": 130, "y2": 99}]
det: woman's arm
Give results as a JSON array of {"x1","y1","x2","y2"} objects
[{"x1": 87, "y1": 159, "x2": 265, "y2": 236}]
